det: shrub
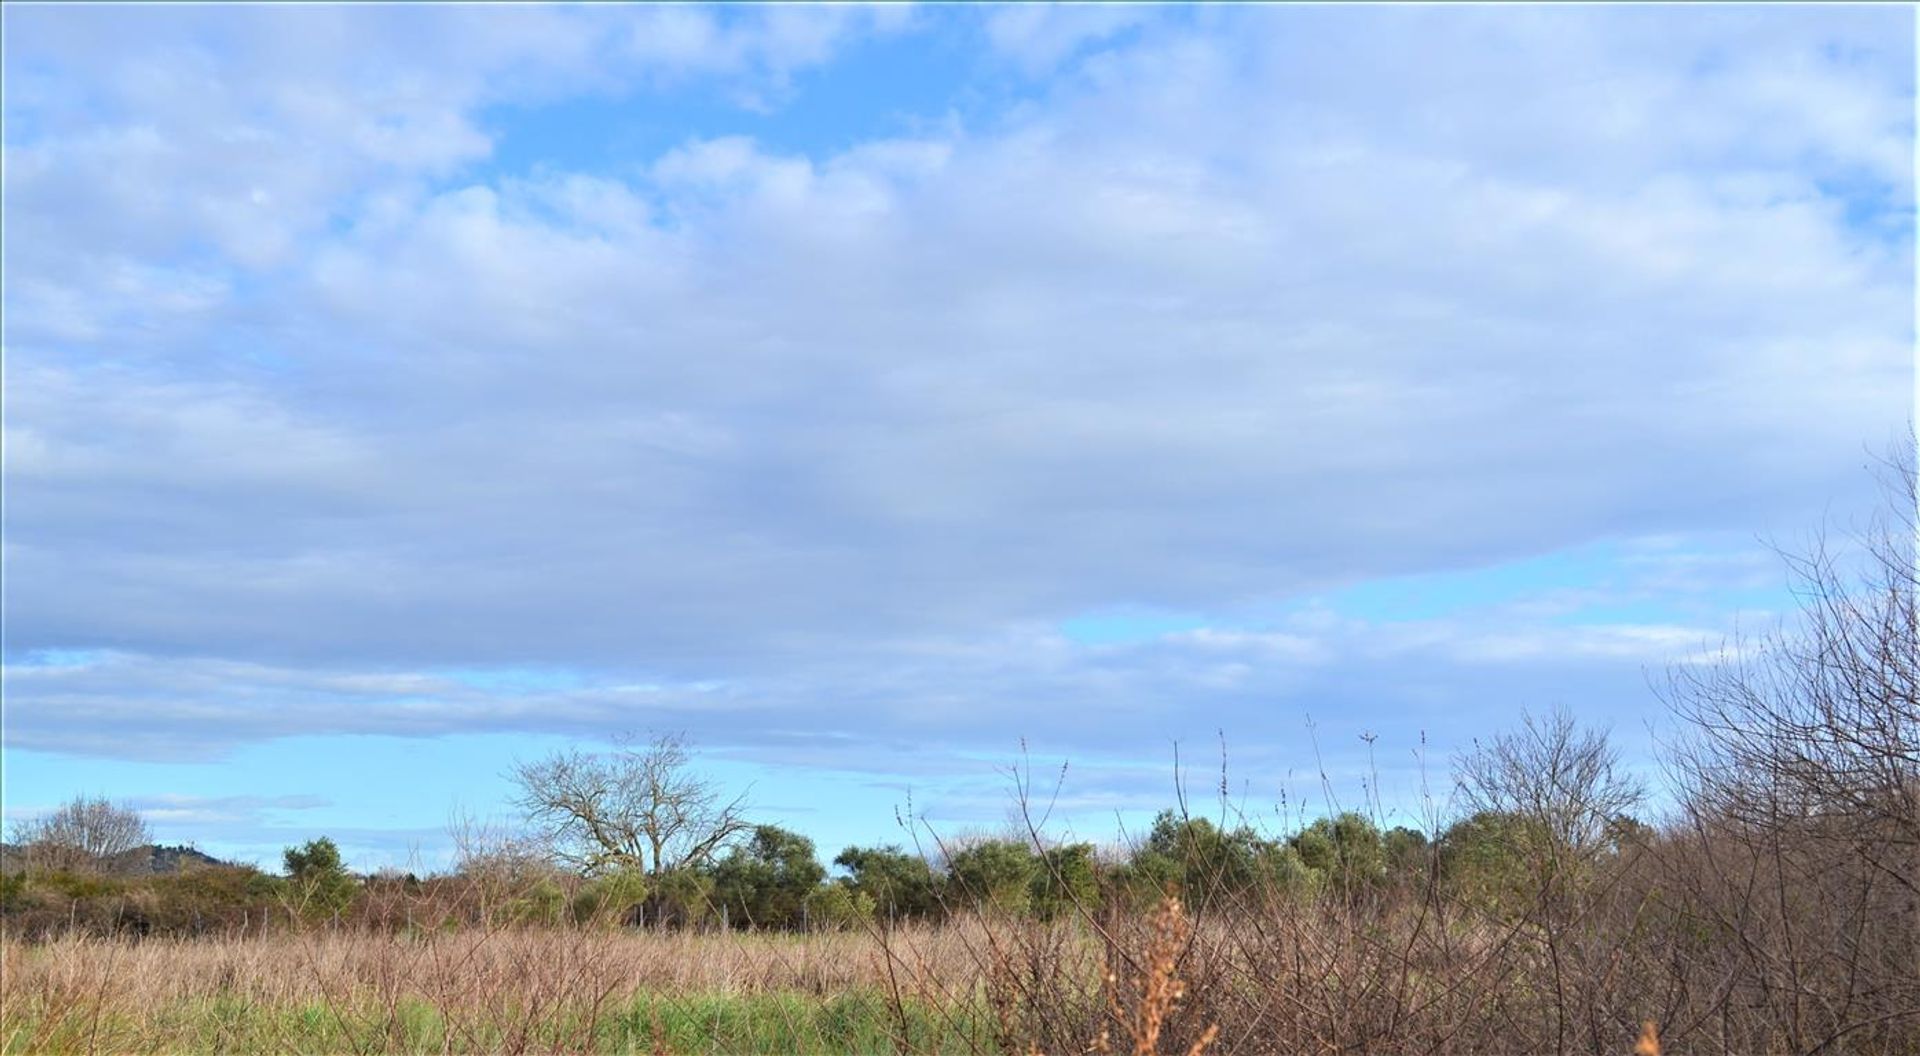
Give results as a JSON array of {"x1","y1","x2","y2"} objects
[
  {"x1": 834, "y1": 845, "x2": 943, "y2": 923},
  {"x1": 572, "y1": 869, "x2": 649, "y2": 926},
  {"x1": 1141, "y1": 812, "x2": 1265, "y2": 907},
  {"x1": 1030, "y1": 842, "x2": 1101, "y2": 921},
  {"x1": 809, "y1": 882, "x2": 875, "y2": 930},
  {"x1": 646, "y1": 867, "x2": 715, "y2": 929},
  {"x1": 945, "y1": 839, "x2": 1037, "y2": 916},
  {"x1": 1289, "y1": 812, "x2": 1388, "y2": 894},
  {"x1": 0, "y1": 872, "x2": 26, "y2": 912},
  {"x1": 508, "y1": 879, "x2": 567, "y2": 926},
  {"x1": 283, "y1": 838, "x2": 357, "y2": 921},
  {"x1": 710, "y1": 825, "x2": 827, "y2": 930}
]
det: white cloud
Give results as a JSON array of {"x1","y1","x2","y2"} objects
[
  {"x1": 1, "y1": 600, "x2": 1731, "y2": 770},
  {"x1": 624, "y1": 5, "x2": 904, "y2": 85},
  {"x1": 2, "y1": 6, "x2": 1911, "y2": 766},
  {"x1": 127, "y1": 793, "x2": 331, "y2": 826},
  {"x1": 4, "y1": 792, "x2": 330, "y2": 829},
  {"x1": 985, "y1": 5, "x2": 1154, "y2": 76},
  {"x1": 0, "y1": 4, "x2": 892, "y2": 295}
]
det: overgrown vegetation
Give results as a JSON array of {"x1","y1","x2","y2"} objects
[{"x1": 4, "y1": 453, "x2": 1913, "y2": 1053}]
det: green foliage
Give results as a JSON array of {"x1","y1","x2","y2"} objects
[
  {"x1": 28, "y1": 870, "x2": 125, "y2": 901},
  {"x1": 1383, "y1": 825, "x2": 1431, "y2": 879},
  {"x1": 507, "y1": 879, "x2": 567, "y2": 925},
  {"x1": 0, "y1": 871, "x2": 24, "y2": 910},
  {"x1": 149, "y1": 865, "x2": 283, "y2": 927},
  {"x1": 1142, "y1": 812, "x2": 1266, "y2": 905},
  {"x1": 0, "y1": 988, "x2": 978, "y2": 1055},
  {"x1": 283, "y1": 838, "x2": 343, "y2": 879},
  {"x1": 1029, "y1": 842, "x2": 1102, "y2": 921},
  {"x1": 1252, "y1": 841, "x2": 1322, "y2": 896},
  {"x1": 809, "y1": 882, "x2": 876, "y2": 930},
  {"x1": 572, "y1": 868, "x2": 650, "y2": 925},
  {"x1": 944, "y1": 839, "x2": 1037, "y2": 915},
  {"x1": 0, "y1": 862, "x2": 283, "y2": 939},
  {"x1": 1331, "y1": 812, "x2": 1387, "y2": 888},
  {"x1": 613, "y1": 990, "x2": 983, "y2": 1054},
  {"x1": 834, "y1": 845, "x2": 942, "y2": 922},
  {"x1": 711, "y1": 825, "x2": 828, "y2": 930},
  {"x1": 1438, "y1": 810, "x2": 1542, "y2": 913},
  {"x1": 1110, "y1": 848, "x2": 1183, "y2": 908},
  {"x1": 283, "y1": 837, "x2": 357, "y2": 920},
  {"x1": 0, "y1": 790, "x2": 1658, "y2": 939},
  {"x1": 647, "y1": 867, "x2": 716, "y2": 929},
  {"x1": 1290, "y1": 812, "x2": 1388, "y2": 894}
]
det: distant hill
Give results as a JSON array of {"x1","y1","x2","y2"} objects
[
  {"x1": 0, "y1": 842, "x2": 229, "y2": 876},
  {"x1": 123, "y1": 844, "x2": 228, "y2": 874}
]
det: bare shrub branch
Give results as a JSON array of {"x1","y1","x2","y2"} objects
[{"x1": 14, "y1": 796, "x2": 152, "y2": 875}]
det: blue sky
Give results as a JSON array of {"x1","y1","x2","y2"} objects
[{"x1": 2, "y1": 5, "x2": 1914, "y2": 870}]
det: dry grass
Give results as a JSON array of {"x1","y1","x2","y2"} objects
[
  {"x1": 2, "y1": 924, "x2": 984, "y2": 1008},
  {"x1": 8, "y1": 876, "x2": 1910, "y2": 1054},
  {"x1": 1, "y1": 905, "x2": 1232, "y2": 1055},
  {"x1": 0, "y1": 924, "x2": 997, "y2": 1055}
]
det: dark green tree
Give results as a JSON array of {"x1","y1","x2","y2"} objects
[
  {"x1": 1111, "y1": 847, "x2": 1183, "y2": 909},
  {"x1": 646, "y1": 867, "x2": 715, "y2": 930},
  {"x1": 710, "y1": 824, "x2": 826, "y2": 930},
  {"x1": 1030, "y1": 842, "x2": 1103, "y2": 921},
  {"x1": 1290, "y1": 812, "x2": 1388, "y2": 894},
  {"x1": 1384, "y1": 825, "x2": 1431, "y2": 880},
  {"x1": 834, "y1": 844, "x2": 943, "y2": 922},
  {"x1": 1141, "y1": 812, "x2": 1264, "y2": 905},
  {"x1": 945, "y1": 839, "x2": 1037, "y2": 915},
  {"x1": 282, "y1": 837, "x2": 356, "y2": 920},
  {"x1": 1437, "y1": 810, "x2": 1540, "y2": 913}
]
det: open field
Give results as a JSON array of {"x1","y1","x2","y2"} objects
[
  {"x1": 1, "y1": 926, "x2": 996, "y2": 1055},
  {"x1": 9, "y1": 860, "x2": 1920, "y2": 1056}
]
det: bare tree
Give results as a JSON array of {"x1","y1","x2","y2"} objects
[
  {"x1": 444, "y1": 809, "x2": 558, "y2": 926},
  {"x1": 14, "y1": 795, "x2": 152, "y2": 874},
  {"x1": 1456, "y1": 707, "x2": 1646, "y2": 872},
  {"x1": 448, "y1": 809, "x2": 551, "y2": 882},
  {"x1": 1453, "y1": 710, "x2": 1648, "y2": 1056},
  {"x1": 1657, "y1": 443, "x2": 1920, "y2": 1051},
  {"x1": 509, "y1": 732, "x2": 751, "y2": 878},
  {"x1": 1667, "y1": 443, "x2": 1918, "y2": 858}
]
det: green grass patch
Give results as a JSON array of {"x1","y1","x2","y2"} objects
[{"x1": 1, "y1": 988, "x2": 989, "y2": 1054}]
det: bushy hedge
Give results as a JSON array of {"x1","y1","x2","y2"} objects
[
  {"x1": 2, "y1": 803, "x2": 1620, "y2": 941},
  {"x1": 1, "y1": 863, "x2": 286, "y2": 940}
]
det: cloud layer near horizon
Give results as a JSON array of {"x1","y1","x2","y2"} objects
[{"x1": 4, "y1": 7, "x2": 1913, "y2": 779}]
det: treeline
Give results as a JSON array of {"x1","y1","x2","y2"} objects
[{"x1": 0, "y1": 789, "x2": 1632, "y2": 938}]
